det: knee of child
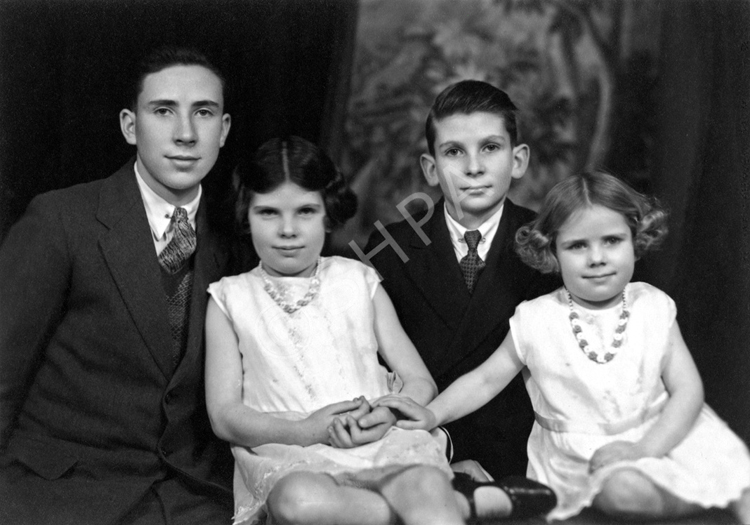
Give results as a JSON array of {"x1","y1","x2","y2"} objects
[
  {"x1": 595, "y1": 469, "x2": 660, "y2": 518},
  {"x1": 399, "y1": 466, "x2": 451, "y2": 499},
  {"x1": 267, "y1": 472, "x2": 326, "y2": 524}
]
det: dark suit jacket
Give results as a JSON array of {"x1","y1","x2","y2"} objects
[
  {"x1": 366, "y1": 198, "x2": 559, "y2": 479},
  {"x1": 0, "y1": 161, "x2": 234, "y2": 524}
]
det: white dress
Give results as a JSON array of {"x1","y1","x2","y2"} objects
[
  {"x1": 510, "y1": 282, "x2": 750, "y2": 521},
  {"x1": 208, "y1": 256, "x2": 451, "y2": 525}
]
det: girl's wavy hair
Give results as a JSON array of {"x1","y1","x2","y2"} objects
[
  {"x1": 234, "y1": 136, "x2": 357, "y2": 236},
  {"x1": 515, "y1": 171, "x2": 668, "y2": 274}
]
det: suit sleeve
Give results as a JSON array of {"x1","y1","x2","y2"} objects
[
  {"x1": 363, "y1": 226, "x2": 393, "y2": 276},
  {"x1": 0, "y1": 194, "x2": 71, "y2": 449},
  {"x1": 363, "y1": 228, "x2": 381, "y2": 257}
]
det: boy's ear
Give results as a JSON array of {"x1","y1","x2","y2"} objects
[
  {"x1": 511, "y1": 143, "x2": 530, "y2": 180},
  {"x1": 419, "y1": 153, "x2": 440, "y2": 187},
  {"x1": 120, "y1": 109, "x2": 137, "y2": 146},
  {"x1": 219, "y1": 113, "x2": 231, "y2": 147}
]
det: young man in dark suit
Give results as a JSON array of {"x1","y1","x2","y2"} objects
[
  {"x1": 0, "y1": 47, "x2": 234, "y2": 524},
  {"x1": 362, "y1": 80, "x2": 558, "y2": 482}
]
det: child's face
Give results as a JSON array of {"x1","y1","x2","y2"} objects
[
  {"x1": 248, "y1": 182, "x2": 326, "y2": 278},
  {"x1": 119, "y1": 65, "x2": 231, "y2": 206},
  {"x1": 555, "y1": 205, "x2": 635, "y2": 309},
  {"x1": 420, "y1": 112, "x2": 528, "y2": 229}
]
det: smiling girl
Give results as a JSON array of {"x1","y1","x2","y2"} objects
[{"x1": 377, "y1": 171, "x2": 750, "y2": 522}]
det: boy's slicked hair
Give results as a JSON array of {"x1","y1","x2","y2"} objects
[
  {"x1": 425, "y1": 80, "x2": 519, "y2": 156},
  {"x1": 126, "y1": 46, "x2": 226, "y2": 111},
  {"x1": 515, "y1": 171, "x2": 669, "y2": 274}
]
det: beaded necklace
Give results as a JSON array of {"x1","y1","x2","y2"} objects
[
  {"x1": 259, "y1": 257, "x2": 322, "y2": 314},
  {"x1": 565, "y1": 287, "x2": 629, "y2": 364}
]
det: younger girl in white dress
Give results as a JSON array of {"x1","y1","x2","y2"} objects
[
  {"x1": 205, "y1": 136, "x2": 552, "y2": 525},
  {"x1": 378, "y1": 171, "x2": 750, "y2": 522}
]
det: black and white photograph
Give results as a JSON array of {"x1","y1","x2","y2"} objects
[{"x1": 1, "y1": 1, "x2": 749, "y2": 524}]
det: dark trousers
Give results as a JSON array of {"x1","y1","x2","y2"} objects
[
  {"x1": 121, "y1": 476, "x2": 233, "y2": 525},
  {"x1": 0, "y1": 461, "x2": 233, "y2": 525}
]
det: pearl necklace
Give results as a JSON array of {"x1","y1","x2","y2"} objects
[
  {"x1": 259, "y1": 258, "x2": 322, "y2": 314},
  {"x1": 565, "y1": 287, "x2": 629, "y2": 364}
]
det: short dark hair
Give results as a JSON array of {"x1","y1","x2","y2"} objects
[
  {"x1": 125, "y1": 46, "x2": 227, "y2": 111},
  {"x1": 234, "y1": 136, "x2": 358, "y2": 234},
  {"x1": 515, "y1": 171, "x2": 668, "y2": 274},
  {"x1": 425, "y1": 80, "x2": 519, "y2": 156}
]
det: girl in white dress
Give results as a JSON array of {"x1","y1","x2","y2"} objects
[
  {"x1": 205, "y1": 136, "x2": 551, "y2": 525},
  {"x1": 378, "y1": 171, "x2": 750, "y2": 522}
]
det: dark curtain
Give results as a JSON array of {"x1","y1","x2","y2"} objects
[
  {"x1": 0, "y1": 0, "x2": 358, "y2": 238},
  {"x1": 644, "y1": 0, "x2": 750, "y2": 443}
]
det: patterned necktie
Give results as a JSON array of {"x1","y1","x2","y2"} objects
[
  {"x1": 460, "y1": 229, "x2": 485, "y2": 293},
  {"x1": 158, "y1": 207, "x2": 196, "y2": 274}
]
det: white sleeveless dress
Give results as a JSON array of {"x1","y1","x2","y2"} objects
[
  {"x1": 510, "y1": 283, "x2": 750, "y2": 520},
  {"x1": 208, "y1": 256, "x2": 451, "y2": 524}
]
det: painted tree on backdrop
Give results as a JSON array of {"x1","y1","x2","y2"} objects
[{"x1": 336, "y1": 0, "x2": 659, "y2": 253}]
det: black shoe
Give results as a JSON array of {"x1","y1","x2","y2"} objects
[
  {"x1": 494, "y1": 475, "x2": 557, "y2": 519},
  {"x1": 452, "y1": 472, "x2": 557, "y2": 521}
]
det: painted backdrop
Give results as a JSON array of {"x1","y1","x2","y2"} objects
[{"x1": 337, "y1": 0, "x2": 661, "y2": 251}]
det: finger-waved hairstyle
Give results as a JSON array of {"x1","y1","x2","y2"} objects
[
  {"x1": 515, "y1": 171, "x2": 668, "y2": 274},
  {"x1": 234, "y1": 136, "x2": 357, "y2": 235}
]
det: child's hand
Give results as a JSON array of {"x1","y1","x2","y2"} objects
[
  {"x1": 328, "y1": 412, "x2": 390, "y2": 448},
  {"x1": 302, "y1": 399, "x2": 363, "y2": 445},
  {"x1": 328, "y1": 398, "x2": 396, "y2": 448},
  {"x1": 353, "y1": 405, "x2": 397, "y2": 442},
  {"x1": 372, "y1": 395, "x2": 437, "y2": 431},
  {"x1": 326, "y1": 396, "x2": 371, "y2": 448},
  {"x1": 589, "y1": 440, "x2": 646, "y2": 473},
  {"x1": 327, "y1": 415, "x2": 359, "y2": 448},
  {"x1": 345, "y1": 396, "x2": 372, "y2": 421}
]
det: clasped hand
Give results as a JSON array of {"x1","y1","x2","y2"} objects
[
  {"x1": 371, "y1": 394, "x2": 437, "y2": 431},
  {"x1": 306, "y1": 396, "x2": 397, "y2": 448}
]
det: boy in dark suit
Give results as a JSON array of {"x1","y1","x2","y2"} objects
[
  {"x1": 362, "y1": 80, "x2": 558, "y2": 481},
  {"x1": 0, "y1": 47, "x2": 234, "y2": 524}
]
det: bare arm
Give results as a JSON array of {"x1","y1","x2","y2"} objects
[
  {"x1": 426, "y1": 330, "x2": 524, "y2": 425},
  {"x1": 205, "y1": 297, "x2": 360, "y2": 448},
  {"x1": 371, "y1": 285, "x2": 437, "y2": 405},
  {"x1": 376, "y1": 331, "x2": 525, "y2": 431},
  {"x1": 341, "y1": 285, "x2": 438, "y2": 444},
  {"x1": 638, "y1": 321, "x2": 704, "y2": 454},
  {"x1": 590, "y1": 321, "x2": 704, "y2": 471}
]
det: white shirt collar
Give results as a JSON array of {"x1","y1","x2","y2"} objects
[
  {"x1": 134, "y1": 163, "x2": 201, "y2": 243},
  {"x1": 444, "y1": 201, "x2": 504, "y2": 262}
]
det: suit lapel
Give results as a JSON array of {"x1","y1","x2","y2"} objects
[
  {"x1": 174, "y1": 201, "x2": 228, "y2": 379},
  {"x1": 97, "y1": 162, "x2": 174, "y2": 378},
  {"x1": 447, "y1": 201, "x2": 519, "y2": 356},
  {"x1": 424, "y1": 200, "x2": 529, "y2": 379},
  {"x1": 402, "y1": 203, "x2": 470, "y2": 332}
]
